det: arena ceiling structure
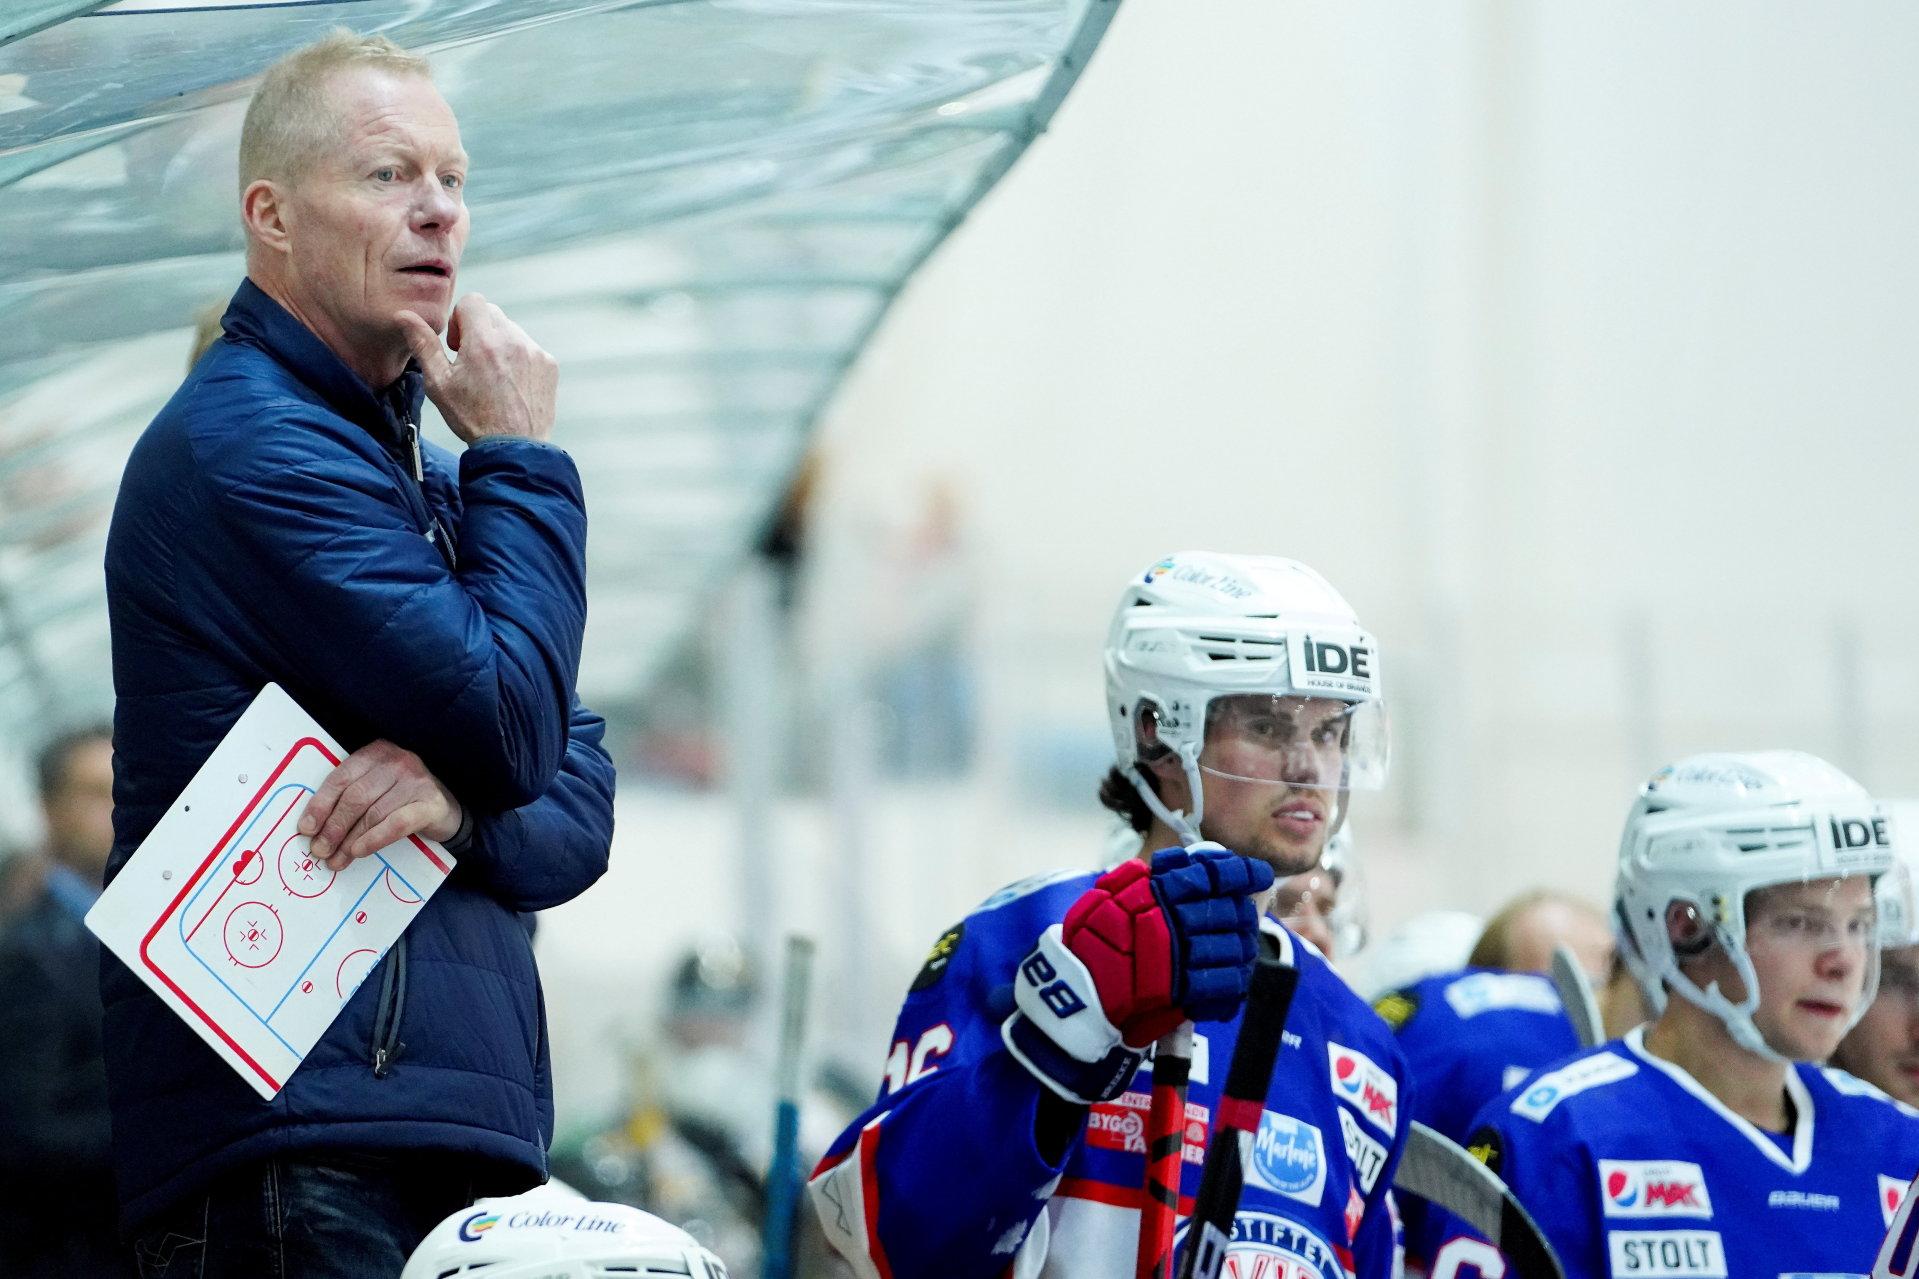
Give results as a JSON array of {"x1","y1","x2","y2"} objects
[{"x1": 0, "y1": 0, "x2": 1117, "y2": 731}]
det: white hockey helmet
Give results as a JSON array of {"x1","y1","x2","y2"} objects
[
  {"x1": 1614, "y1": 750, "x2": 1896, "y2": 1061},
  {"x1": 1104, "y1": 552, "x2": 1389, "y2": 845},
  {"x1": 401, "y1": 1185, "x2": 728, "y2": 1279}
]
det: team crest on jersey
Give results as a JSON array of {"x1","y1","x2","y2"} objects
[
  {"x1": 1510, "y1": 1051, "x2": 1637, "y2": 1122},
  {"x1": 909, "y1": 924, "x2": 964, "y2": 991},
  {"x1": 1372, "y1": 990, "x2": 1418, "y2": 1031},
  {"x1": 1598, "y1": 1160, "x2": 1713, "y2": 1219},
  {"x1": 1883, "y1": 1174, "x2": 1910, "y2": 1227},
  {"x1": 1175, "y1": 1211, "x2": 1345, "y2": 1279},
  {"x1": 1327, "y1": 1042, "x2": 1398, "y2": 1135}
]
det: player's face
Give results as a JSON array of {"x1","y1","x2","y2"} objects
[
  {"x1": 1193, "y1": 694, "x2": 1350, "y2": 876},
  {"x1": 1745, "y1": 876, "x2": 1877, "y2": 1062},
  {"x1": 1832, "y1": 946, "x2": 1919, "y2": 1105},
  {"x1": 1271, "y1": 866, "x2": 1338, "y2": 957}
]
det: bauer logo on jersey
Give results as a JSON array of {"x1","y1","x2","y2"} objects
[
  {"x1": 1245, "y1": 1113, "x2": 1327, "y2": 1206},
  {"x1": 1511, "y1": 1050, "x2": 1638, "y2": 1122},
  {"x1": 1882, "y1": 1174, "x2": 1910, "y2": 1227},
  {"x1": 1287, "y1": 631, "x2": 1377, "y2": 699},
  {"x1": 1605, "y1": 1229, "x2": 1727, "y2": 1277},
  {"x1": 1337, "y1": 1106, "x2": 1386, "y2": 1194},
  {"x1": 1174, "y1": 1211, "x2": 1344, "y2": 1279},
  {"x1": 1598, "y1": 1160, "x2": 1714, "y2": 1219},
  {"x1": 1328, "y1": 1042, "x2": 1397, "y2": 1134}
]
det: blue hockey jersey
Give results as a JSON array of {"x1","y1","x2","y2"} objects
[
  {"x1": 1374, "y1": 968, "x2": 1582, "y2": 1268},
  {"x1": 807, "y1": 868, "x2": 1411, "y2": 1279},
  {"x1": 1429, "y1": 1025, "x2": 1919, "y2": 1279}
]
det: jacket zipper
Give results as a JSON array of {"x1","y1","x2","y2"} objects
[{"x1": 370, "y1": 412, "x2": 440, "y2": 1078}]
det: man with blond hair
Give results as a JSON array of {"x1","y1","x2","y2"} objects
[{"x1": 103, "y1": 31, "x2": 614, "y2": 1277}]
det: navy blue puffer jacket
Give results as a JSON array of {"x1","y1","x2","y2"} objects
[{"x1": 101, "y1": 279, "x2": 614, "y2": 1229}]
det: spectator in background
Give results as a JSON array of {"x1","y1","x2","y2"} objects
[
  {"x1": 1468, "y1": 886, "x2": 1614, "y2": 979},
  {"x1": 0, "y1": 724, "x2": 130, "y2": 1278}
]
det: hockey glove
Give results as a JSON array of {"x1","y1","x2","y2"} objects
[{"x1": 1002, "y1": 845, "x2": 1274, "y2": 1104}]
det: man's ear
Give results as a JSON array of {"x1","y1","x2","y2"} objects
[{"x1": 242, "y1": 178, "x2": 291, "y2": 254}]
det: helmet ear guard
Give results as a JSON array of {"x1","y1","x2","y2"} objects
[{"x1": 1666, "y1": 900, "x2": 1714, "y2": 958}]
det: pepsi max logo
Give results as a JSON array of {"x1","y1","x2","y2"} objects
[
  {"x1": 1598, "y1": 1160, "x2": 1713, "y2": 1219},
  {"x1": 1327, "y1": 1043, "x2": 1398, "y2": 1135}
]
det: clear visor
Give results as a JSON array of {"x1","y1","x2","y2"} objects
[
  {"x1": 1879, "y1": 861, "x2": 1919, "y2": 949},
  {"x1": 1196, "y1": 693, "x2": 1389, "y2": 791},
  {"x1": 1743, "y1": 881, "x2": 1882, "y2": 956}
]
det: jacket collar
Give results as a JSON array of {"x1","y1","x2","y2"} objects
[{"x1": 221, "y1": 277, "x2": 426, "y2": 444}]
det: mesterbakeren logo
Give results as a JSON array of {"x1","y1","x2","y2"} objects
[
  {"x1": 1327, "y1": 1042, "x2": 1397, "y2": 1135},
  {"x1": 1599, "y1": 1160, "x2": 1713, "y2": 1219},
  {"x1": 458, "y1": 1212, "x2": 499, "y2": 1242},
  {"x1": 1246, "y1": 1113, "x2": 1326, "y2": 1206}
]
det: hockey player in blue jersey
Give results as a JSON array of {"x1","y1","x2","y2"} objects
[
  {"x1": 1430, "y1": 751, "x2": 1919, "y2": 1279},
  {"x1": 807, "y1": 552, "x2": 1409, "y2": 1279}
]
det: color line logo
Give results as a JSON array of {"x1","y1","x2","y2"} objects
[{"x1": 458, "y1": 1212, "x2": 500, "y2": 1242}]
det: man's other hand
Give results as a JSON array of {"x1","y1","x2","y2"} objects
[
  {"x1": 299, "y1": 740, "x2": 463, "y2": 871},
  {"x1": 397, "y1": 294, "x2": 557, "y2": 445}
]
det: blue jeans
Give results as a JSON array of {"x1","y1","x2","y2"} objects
[{"x1": 130, "y1": 1152, "x2": 523, "y2": 1279}]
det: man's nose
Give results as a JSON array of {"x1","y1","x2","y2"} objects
[
  {"x1": 1816, "y1": 939, "x2": 1861, "y2": 980},
  {"x1": 412, "y1": 178, "x2": 461, "y2": 230},
  {"x1": 1278, "y1": 745, "x2": 1324, "y2": 787}
]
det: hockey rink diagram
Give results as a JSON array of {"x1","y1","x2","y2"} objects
[{"x1": 133, "y1": 736, "x2": 452, "y2": 1091}]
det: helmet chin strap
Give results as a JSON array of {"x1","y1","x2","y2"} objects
[
  {"x1": 1668, "y1": 942, "x2": 1789, "y2": 1064},
  {"x1": 1125, "y1": 743, "x2": 1205, "y2": 847}
]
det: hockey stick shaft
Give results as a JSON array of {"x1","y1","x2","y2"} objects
[
  {"x1": 1875, "y1": 1172, "x2": 1919, "y2": 1278},
  {"x1": 1175, "y1": 932, "x2": 1300, "y2": 1279},
  {"x1": 1135, "y1": 1022, "x2": 1194, "y2": 1279},
  {"x1": 762, "y1": 934, "x2": 817, "y2": 1279}
]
